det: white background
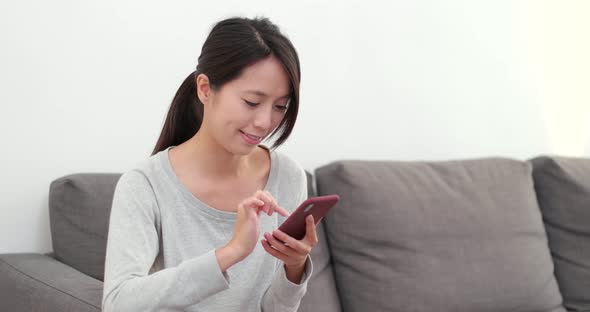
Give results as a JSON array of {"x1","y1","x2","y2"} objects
[{"x1": 1, "y1": 0, "x2": 589, "y2": 253}]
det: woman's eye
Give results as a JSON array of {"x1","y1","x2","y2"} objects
[
  {"x1": 244, "y1": 99, "x2": 287, "y2": 111},
  {"x1": 244, "y1": 100, "x2": 259, "y2": 107}
]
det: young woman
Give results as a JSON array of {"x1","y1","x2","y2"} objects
[{"x1": 102, "y1": 17, "x2": 317, "y2": 312}]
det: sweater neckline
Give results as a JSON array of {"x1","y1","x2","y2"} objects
[{"x1": 159, "y1": 144, "x2": 279, "y2": 220}]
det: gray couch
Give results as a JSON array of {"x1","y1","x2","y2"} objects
[{"x1": 1, "y1": 156, "x2": 589, "y2": 311}]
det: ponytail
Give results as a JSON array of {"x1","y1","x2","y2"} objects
[{"x1": 151, "y1": 71, "x2": 204, "y2": 156}]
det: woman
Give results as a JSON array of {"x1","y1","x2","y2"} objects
[{"x1": 102, "y1": 16, "x2": 317, "y2": 312}]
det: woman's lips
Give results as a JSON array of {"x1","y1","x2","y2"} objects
[{"x1": 240, "y1": 130, "x2": 263, "y2": 145}]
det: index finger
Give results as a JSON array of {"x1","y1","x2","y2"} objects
[{"x1": 275, "y1": 205, "x2": 290, "y2": 217}]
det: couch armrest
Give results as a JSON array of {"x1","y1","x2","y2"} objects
[{"x1": 0, "y1": 253, "x2": 102, "y2": 312}]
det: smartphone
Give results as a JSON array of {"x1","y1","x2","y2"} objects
[{"x1": 275, "y1": 194, "x2": 340, "y2": 241}]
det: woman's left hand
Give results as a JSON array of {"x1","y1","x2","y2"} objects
[{"x1": 261, "y1": 214, "x2": 318, "y2": 278}]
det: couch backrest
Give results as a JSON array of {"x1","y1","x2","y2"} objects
[
  {"x1": 49, "y1": 173, "x2": 122, "y2": 281},
  {"x1": 531, "y1": 156, "x2": 590, "y2": 311},
  {"x1": 315, "y1": 157, "x2": 565, "y2": 312},
  {"x1": 49, "y1": 156, "x2": 589, "y2": 312}
]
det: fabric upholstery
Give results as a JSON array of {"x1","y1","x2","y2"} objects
[
  {"x1": 49, "y1": 173, "x2": 121, "y2": 281},
  {"x1": 531, "y1": 156, "x2": 590, "y2": 312},
  {"x1": 315, "y1": 158, "x2": 565, "y2": 312},
  {"x1": 0, "y1": 253, "x2": 102, "y2": 312}
]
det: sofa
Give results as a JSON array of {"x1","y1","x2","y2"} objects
[{"x1": 1, "y1": 155, "x2": 589, "y2": 311}]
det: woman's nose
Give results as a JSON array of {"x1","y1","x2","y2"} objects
[{"x1": 253, "y1": 106, "x2": 272, "y2": 130}]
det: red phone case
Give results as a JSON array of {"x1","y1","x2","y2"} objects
[{"x1": 276, "y1": 194, "x2": 340, "y2": 240}]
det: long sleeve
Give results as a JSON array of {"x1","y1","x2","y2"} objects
[
  {"x1": 101, "y1": 170, "x2": 230, "y2": 312},
  {"x1": 261, "y1": 256, "x2": 314, "y2": 311},
  {"x1": 261, "y1": 165, "x2": 314, "y2": 311}
]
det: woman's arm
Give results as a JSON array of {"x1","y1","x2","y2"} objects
[
  {"x1": 260, "y1": 256, "x2": 313, "y2": 312},
  {"x1": 101, "y1": 170, "x2": 232, "y2": 312},
  {"x1": 260, "y1": 166, "x2": 315, "y2": 311},
  {"x1": 285, "y1": 260, "x2": 307, "y2": 284}
]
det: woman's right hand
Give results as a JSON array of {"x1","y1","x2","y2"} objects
[{"x1": 216, "y1": 190, "x2": 290, "y2": 271}]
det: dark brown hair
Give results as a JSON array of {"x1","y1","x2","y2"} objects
[{"x1": 151, "y1": 17, "x2": 301, "y2": 156}]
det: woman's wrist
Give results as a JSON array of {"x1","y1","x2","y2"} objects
[
  {"x1": 215, "y1": 243, "x2": 244, "y2": 272},
  {"x1": 284, "y1": 259, "x2": 307, "y2": 284}
]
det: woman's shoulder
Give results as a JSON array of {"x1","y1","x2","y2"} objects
[
  {"x1": 259, "y1": 146, "x2": 308, "y2": 216},
  {"x1": 116, "y1": 150, "x2": 165, "y2": 192},
  {"x1": 265, "y1": 146, "x2": 308, "y2": 201},
  {"x1": 266, "y1": 146, "x2": 306, "y2": 181}
]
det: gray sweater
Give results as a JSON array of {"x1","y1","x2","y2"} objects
[{"x1": 102, "y1": 145, "x2": 313, "y2": 312}]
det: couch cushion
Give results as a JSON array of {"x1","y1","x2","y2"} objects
[
  {"x1": 49, "y1": 173, "x2": 122, "y2": 281},
  {"x1": 316, "y1": 158, "x2": 565, "y2": 312},
  {"x1": 297, "y1": 172, "x2": 342, "y2": 312},
  {"x1": 531, "y1": 156, "x2": 590, "y2": 311}
]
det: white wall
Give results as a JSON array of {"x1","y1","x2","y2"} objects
[{"x1": 1, "y1": 0, "x2": 589, "y2": 253}]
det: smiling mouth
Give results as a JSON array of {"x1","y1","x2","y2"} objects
[{"x1": 240, "y1": 130, "x2": 264, "y2": 141}]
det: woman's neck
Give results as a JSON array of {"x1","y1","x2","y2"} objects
[{"x1": 177, "y1": 130, "x2": 254, "y2": 181}]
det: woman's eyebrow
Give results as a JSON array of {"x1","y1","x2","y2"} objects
[{"x1": 244, "y1": 90, "x2": 290, "y2": 99}]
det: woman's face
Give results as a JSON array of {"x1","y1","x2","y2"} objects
[{"x1": 199, "y1": 55, "x2": 292, "y2": 155}]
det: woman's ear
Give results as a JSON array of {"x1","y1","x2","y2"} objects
[{"x1": 196, "y1": 73, "x2": 213, "y2": 105}]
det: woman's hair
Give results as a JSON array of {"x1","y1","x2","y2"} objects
[{"x1": 151, "y1": 16, "x2": 301, "y2": 156}]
